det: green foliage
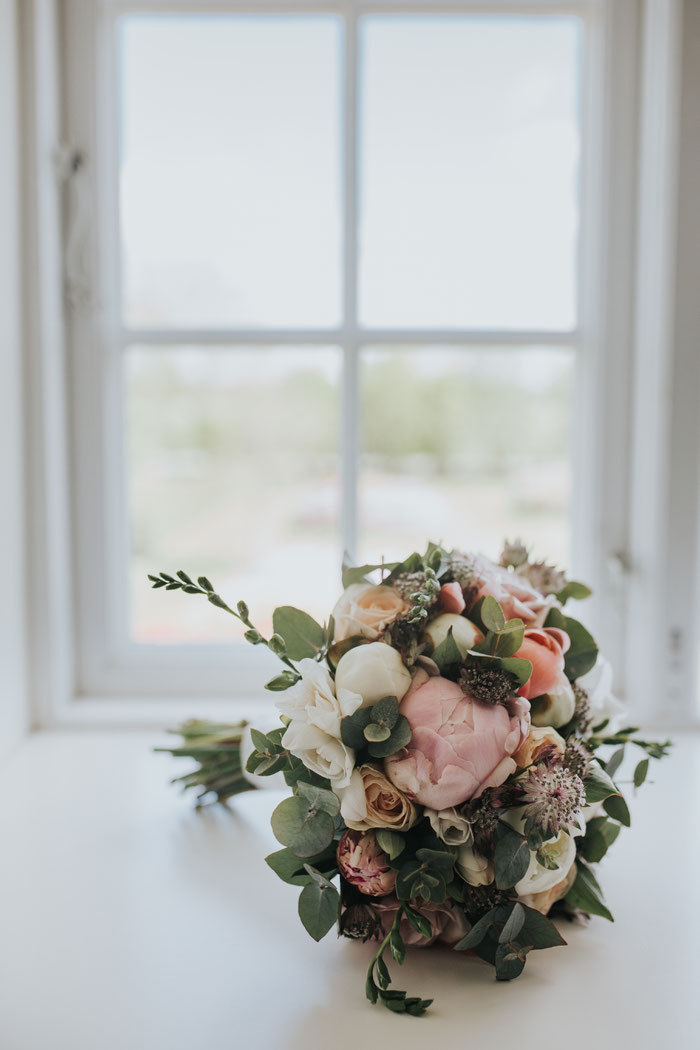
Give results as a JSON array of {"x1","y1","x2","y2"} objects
[
  {"x1": 271, "y1": 606, "x2": 325, "y2": 660},
  {"x1": 481, "y1": 596, "x2": 506, "y2": 633},
  {"x1": 544, "y1": 608, "x2": 598, "y2": 679},
  {"x1": 584, "y1": 760, "x2": 620, "y2": 803},
  {"x1": 297, "y1": 866, "x2": 341, "y2": 941},
  {"x1": 493, "y1": 825, "x2": 531, "y2": 889},
  {"x1": 579, "y1": 816, "x2": 621, "y2": 864},
  {"x1": 634, "y1": 758, "x2": 649, "y2": 787},
  {"x1": 456, "y1": 902, "x2": 565, "y2": 981},
  {"x1": 365, "y1": 905, "x2": 432, "y2": 1017},
  {"x1": 395, "y1": 848, "x2": 455, "y2": 904},
  {"x1": 265, "y1": 846, "x2": 337, "y2": 886},
  {"x1": 555, "y1": 580, "x2": 593, "y2": 604},
  {"x1": 270, "y1": 795, "x2": 335, "y2": 858},
  {"x1": 375, "y1": 829, "x2": 405, "y2": 860},
  {"x1": 431, "y1": 627, "x2": 464, "y2": 670},
  {"x1": 603, "y1": 792, "x2": 631, "y2": 826},
  {"x1": 340, "y1": 698, "x2": 412, "y2": 759},
  {"x1": 566, "y1": 862, "x2": 614, "y2": 921},
  {"x1": 341, "y1": 560, "x2": 401, "y2": 588},
  {"x1": 154, "y1": 719, "x2": 256, "y2": 804}
]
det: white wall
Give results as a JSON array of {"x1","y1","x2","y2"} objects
[{"x1": 0, "y1": 0, "x2": 29, "y2": 756}]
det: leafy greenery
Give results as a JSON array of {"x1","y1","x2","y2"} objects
[
  {"x1": 272, "y1": 606, "x2": 326, "y2": 661},
  {"x1": 555, "y1": 580, "x2": 593, "y2": 604},
  {"x1": 456, "y1": 901, "x2": 565, "y2": 980},
  {"x1": 493, "y1": 824, "x2": 531, "y2": 889},
  {"x1": 270, "y1": 791, "x2": 336, "y2": 859},
  {"x1": 298, "y1": 865, "x2": 341, "y2": 941},
  {"x1": 579, "y1": 816, "x2": 621, "y2": 864},
  {"x1": 340, "y1": 697, "x2": 412, "y2": 759},
  {"x1": 154, "y1": 719, "x2": 256, "y2": 804},
  {"x1": 365, "y1": 905, "x2": 433, "y2": 1016},
  {"x1": 566, "y1": 862, "x2": 614, "y2": 921}
]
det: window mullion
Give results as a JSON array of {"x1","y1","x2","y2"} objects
[{"x1": 341, "y1": 7, "x2": 359, "y2": 559}]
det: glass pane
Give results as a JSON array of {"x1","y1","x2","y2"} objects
[
  {"x1": 126, "y1": 347, "x2": 342, "y2": 641},
  {"x1": 359, "y1": 17, "x2": 581, "y2": 329},
  {"x1": 119, "y1": 16, "x2": 342, "y2": 328},
  {"x1": 358, "y1": 347, "x2": 573, "y2": 566}
]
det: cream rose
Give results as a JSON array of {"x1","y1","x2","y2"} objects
[
  {"x1": 425, "y1": 807, "x2": 474, "y2": 847},
  {"x1": 513, "y1": 726, "x2": 566, "y2": 770},
  {"x1": 515, "y1": 829, "x2": 577, "y2": 898},
  {"x1": 518, "y1": 863, "x2": 577, "y2": 915},
  {"x1": 337, "y1": 763, "x2": 419, "y2": 832},
  {"x1": 332, "y1": 583, "x2": 409, "y2": 642},
  {"x1": 456, "y1": 843, "x2": 494, "y2": 886},
  {"x1": 423, "y1": 613, "x2": 482, "y2": 658},
  {"x1": 530, "y1": 674, "x2": 576, "y2": 729},
  {"x1": 276, "y1": 658, "x2": 362, "y2": 787},
  {"x1": 334, "y1": 641, "x2": 412, "y2": 708}
]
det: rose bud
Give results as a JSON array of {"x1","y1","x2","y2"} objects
[
  {"x1": 423, "y1": 613, "x2": 482, "y2": 658},
  {"x1": 336, "y1": 830, "x2": 397, "y2": 897},
  {"x1": 529, "y1": 674, "x2": 576, "y2": 729},
  {"x1": 439, "y1": 582, "x2": 465, "y2": 614},
  {"x1": 334, "y1": 641, "x2": 411, "y2": 708},
  {"x1": 515, "y1": 627, "x2": 570, "y2": 700},
  {"x1": 513, "y1": 726, "x2": 566, "y2": 769},
  {"x1": 384, "y1": 668, "x2": 530, "y2": 809}
]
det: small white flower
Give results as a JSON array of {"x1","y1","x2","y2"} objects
[
  {"x1": 456, "y1": 843, "x2": 494, "y2": 886},
  {"x1": 425, "y1": 807, "x2": 474, "y2": 847},
  {"x1": 277, "y1": 658, "x2": 362, "y2": 787},
  {"x1": 515, "y1": 828, "x2": 577, "y2": 898},
  {"x1": 334, "y1": 642, "x2": 411, "y2": 708}
]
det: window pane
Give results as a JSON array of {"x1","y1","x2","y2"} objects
[
  {"x1": 126, "y1": 347, "x2": 342, "y2": 641},
  {"x1": 359, "y1": 17, "x2": 581, "y2": 329},
  {"x1": 119, "y1": 16, "x2": 342, "y2": 328},
  {"x1": 358, "y1": 347, "x2": 573, "y2": 566}
]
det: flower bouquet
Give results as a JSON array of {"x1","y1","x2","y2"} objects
[{"x1": 154, "y1": 541, "x2": 669, "y2": 1016}]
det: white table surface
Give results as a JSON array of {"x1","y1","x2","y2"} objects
[{"x1": 0, "y1": 729, "x2": 697, "y2": 1050}]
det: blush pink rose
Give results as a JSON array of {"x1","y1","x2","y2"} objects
[
  {"x1": 516, "y1": 627, "x2": 570, "y2": 700},
  {"x1": 384, "y1": 669, "x2": 530, "y2": 809},
  {"x1": 470, "y1": 555, "x2": 558, "y2": 628},
  {"x1": 440, "y1": 582, "x2": 465, "y2": 615},
  {"x1": 337, "y1": 830, "x2": 397, "y2": 897}
]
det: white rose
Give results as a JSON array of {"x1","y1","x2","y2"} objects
[
  {"x1": 514, "y1": 828, "x2": 577, "y2": 897},
  {"x1": 332, "y1": 583, "x2": 408, "y2": 642},
  {"x1": 425, "y1": 807, "x2": 474, "y2": 846},
  {"x1": 578, "y1": 656, "x2": 625, "y2": 726},
  {"x1": 456, "y1": 842, "x2": 494, "y2": 886},
  {"x1": 334, "y1": 642, "x2": 412, "y2": 708},
  {"x1": 530, "y1": 675, "x2": 575, "y2": 729},
  {"x1": 277, "y1": 658, "x2": 362, "y2": 787},
  {"x1": 423, "y1": 613, "x2": 481, "y2": 658}
]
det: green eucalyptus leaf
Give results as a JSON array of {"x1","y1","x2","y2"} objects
[
  {"x1": 455, "y1": 908, "x2": 498, "y2": 951},
  {"x1": 431, "y1": 627, "x2": 463, "y2": 670},
  {"x1": 603, "y1": 792, "x2": 631, "y2": 826},
  {"x1": 340, "y1": 708, "x2": 373, "y2": 749},
  {"x1": 481, "y1": 596, "x2": 506, "y2": 633},
  {"x1": 634, "y1": 758, "x2": 649, "y2": 787},
  {"x1": 367, "y1": 715, "x2": 412, "y2": 758},
  {"x1": 272, "y1": 606, "x2": 325, "y2": 660},
  {"x1": 495, "y1": 942, "x2": 527, "y2": 980},
  {"x1": 563, "y1": 616, "x2": 598, "y2": 680},
  {"x1": 270, "y1": 796, "x2": 335, "y2": 858},
  {"x1": 555, "y1": 581, "x2": 593, "y2": 604},
  {"x1": 371, "y1": 696, "x2": 399, "y2": 729},
  {"x1": 498, "y1": 902, "x2": 525, "y2": 944},
  {"x1": 566, "y1": 862, "x2": 614, "y2": 921},
  {"x1": 605, "y1": 746, "x2": 626, "y2": 779},
  {"x1": 298, "y1": 879, "x2": 340, "y2": 941},
  {"x1": 295, "y1": 781, "x2": 340, "y2": 817},
  {"x1": 364, "y1": 722, "x2": 391, "y2": 743},
  {"x1": 494, "y1": 826, "x2": 531, "y2": 889},
  {"x1": 585, "y1": 760, "x2": 620, "y2": 803},
  {"x1": 518, "y1": 905, "x2": 566, "y2": 949},
  {"x1": 375, "y1": 829, "x2": 405, "y2": 860},
  {"x1": 341, "y1": 560, "x2": 401, "y2": 588}
]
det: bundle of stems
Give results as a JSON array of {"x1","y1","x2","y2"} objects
[{"x1": 156, "y1": 719, "x2": 255, "y2": 804}]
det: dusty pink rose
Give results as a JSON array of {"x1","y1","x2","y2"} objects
[
  {"x1": 374, "y1": 896, "x2": 470, "y2": 947},
  {"x1": 470, "y1": 555, "x2": 558, "y2": 628},
  {"x1": 440, "y1": 581, "x2": 465, "y2": 615},
  {"x1": 384, "y1": 669, "x2": 530, "y2": 809},
  {"x1": 337, "y1": 830, "x2": 397, "y2": 897},
  {"x1": 516, "y1": 627, "x2": 570, "y2": 700}
]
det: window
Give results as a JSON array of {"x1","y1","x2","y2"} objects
[{"x1": 62, "y1": 2, "x2": 629, "y2": 701}]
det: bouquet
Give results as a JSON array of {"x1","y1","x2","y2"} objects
[{"x1": 153, "y1": 541, "x2": 670, "y2": 1017}]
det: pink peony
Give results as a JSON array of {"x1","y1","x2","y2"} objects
[
  {"x1": 384, "y1": 669, "x2": 530, "y2": 809},
  {"x1": 337, "y1": 830, "x2": 397, "y2": 897},
  {"x1": 470, "y1": 555, "x2": 558, "y2": 628},
  {"x1": 440, "y1": 582, "x2": 465, "y2": 615},
  {"x1": 374, "y1": 896, "x2": 470, "y2": 947},
  {"x1": 516, "y1": 627, "x2": 570, "y2": 700}
]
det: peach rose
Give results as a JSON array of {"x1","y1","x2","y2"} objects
[
  {"x1": 384, "y1": 669, "x2": 530, "y2": 809},
  {"x1": 338, "y1": 763, "x2": 419, "y2": 832},
  {"x1": 332, "y1": 583, "x2": 409, "y2": 642},
  {"x1": 516, "y1": 627, "x2": 570, "y2": 700},
  {"x1": 471, "y1": 555, "x2": 559, "y2": 628},
  {"x1": 337, "y1": 830, "x2": 397, "y2": 897},
  {"x1": 440, "y1": 582, "x2": 465, "y2": 614},
  {"x1": 513, "y1": 726, "x2": 566, "y2": 769}
]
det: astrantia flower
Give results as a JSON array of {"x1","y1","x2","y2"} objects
[
  {"x1": 500, "y1": 539, "x2": 530, "y2": 570},
  {"x1": 459, "y1": 662, "x2": 517, "y2": 705},
  {"x1": 519, "y1": 762, "x2": 586, "y2": 836},
  {"x1": 524, "y1": 560, "x2": 567, "y2": 597},
  {"x1": 339, "y1": 900, "x2": 383, "y2": 941},
  {"x1": 563, "y1": 737, "x2": 592, "y2": 779},
  {"x1": 572, "y1": 682, "x2": 594, "y2": 737}
]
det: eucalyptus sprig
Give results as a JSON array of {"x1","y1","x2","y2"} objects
[
  {"x1": 365, "y1": 905, "x2": 433, "y2": 1016},
  {"x1": 148, "y1": 570, "x2": 301, "y2": 681},
  {"x1": 406, "y1": 566, "x2": 440, "y2": 624}
]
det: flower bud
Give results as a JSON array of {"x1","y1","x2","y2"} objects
[
  {"x1": 334, "y1": 642, "x2": 411, "y2": 708},
  {"x1": 337, "y1": 830, "x2": 397, "y2": 897}
]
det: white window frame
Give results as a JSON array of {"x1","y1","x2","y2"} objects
[{"x1": 23, "y1": 0, "x2": 692, "y2": 727}]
